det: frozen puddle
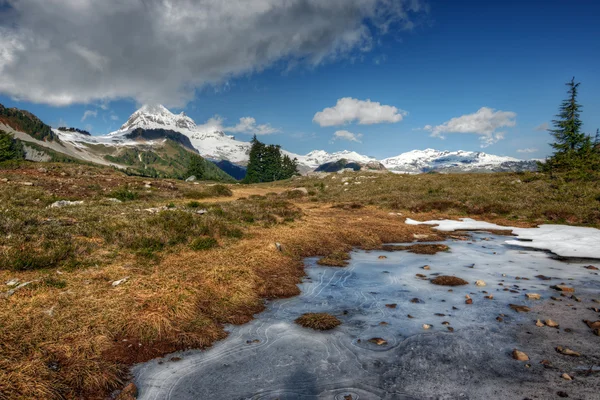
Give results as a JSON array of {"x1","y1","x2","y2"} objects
[{"x1": 133, "y1": 233, "x2": 600, "y2": 400}]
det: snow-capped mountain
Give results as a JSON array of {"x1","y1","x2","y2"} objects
[
  {"x1": 381, "y1": 149, "x2": 537, "y2": 173},
  {"x1": 52, "y1": 104, "x2": 536, "y2": 174}
]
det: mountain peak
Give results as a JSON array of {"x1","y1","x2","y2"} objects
[{"x1": 118, "y1": 104, "x2": 196, "y2": 132}]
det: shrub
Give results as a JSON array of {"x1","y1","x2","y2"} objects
[
  {"x1": 190, "y1": 236, "x2": 218, "y2": 251},
  {"x1": 109, "y1": 187, "x2": 138, "y2": 202}
]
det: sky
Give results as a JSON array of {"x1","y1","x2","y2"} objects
[{"x1": 0, "y1": 0, "x2": 599, "y2": 160}]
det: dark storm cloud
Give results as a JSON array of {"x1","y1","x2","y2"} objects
[{"x1": 0, "y1": 0, "x2": 427, "y2": 106}]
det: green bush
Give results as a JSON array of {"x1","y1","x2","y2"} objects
[
  {"x1": 190, "y1": 236, "x2": 218, "y2": 251},
  {"x1": 109, "y1": 187, "x2": 138, "y2": 201}
]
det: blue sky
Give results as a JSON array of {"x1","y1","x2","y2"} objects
[{"x1": 1, "y1": 0, "x2": 599, "y2": 159}]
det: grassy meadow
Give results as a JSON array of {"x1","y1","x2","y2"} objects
[{"x1": 0, "y1": 161, "x2": 599, "y2": 399}]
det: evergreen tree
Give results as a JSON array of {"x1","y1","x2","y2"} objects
[
  {"x1": 0, "y1": 130, "x2": 24, "y2": 162},
  {"x1": 243, "y1": 136, "x2": 299, "y2": 183},
  {"x1": 542, "y1": 78, "x2": 598, "y2": 174},
  {"x1": 186, "y1": 154, "x2": 205, "y2": 179}
]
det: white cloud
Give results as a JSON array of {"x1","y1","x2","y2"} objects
[
  {"x1": 314, "y1": 97, "x2": 407, "y2": 126},
  {"x1": 0, "y1": 0, "x2": 428, "y2": 107},
  {"x1": 424, "y1": 107, "x2": 516, "y2": 147},
  {"x1": 332, "y1": 130, "x2": 363, "y2": 143},
  {"x1": 517, "y1": 148, "x2": 538, "y2": 153},
  {"x1": 81, "y1": 110, "x2": 97, "y2": 122},
  {"x1": 110, "y1": 114, "x2": 119, "y2": 121},
  {"x1": 535, "y1": 122, "x2": 549, "y2": 131},
  {"x1": 224, "y1": 117, "x2": 278, "y2": 136}
]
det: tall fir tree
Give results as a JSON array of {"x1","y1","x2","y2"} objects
[
  {"x1": 186, "y1": 154, "x2": 205, "y2": 179},
  {"x1": 542, "y1": 78, "x2": 597, "y2": 174},
  {"x1": 0, "y1": 130, "x2": 24, "y2": 162}
]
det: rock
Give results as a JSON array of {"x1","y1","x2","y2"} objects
[
  {"x1": 385, "y1": 303, "x2": 397, "y2": 309},
  {"x1": 465, "y1": 298, "x2": 473, "y2": 305},
  {"x1": 551, "y1": 285, "x2": 575, "y2": 292},
  {"x1": 561, "y1": 373, "x2": 572, "y2": 381},
  {"x1": 555, "y1": 346, "x2": 581, "y2": 357},
  {"x1": 475, "y1": 280, "x2": 486, "y2": 287},
  {"x1": 196, "y1": 209, "x2": 207, "y2": 215},
  {"x1": 407, "y1": 314, "x2": 414, "y2": 318},
  {"x1": 49, "y1": 200, "x2": 84, "y2": 208},
  {"x1": 111, "y1": 277, "x2": 129, "y2": 287},
  {"x1": 410, "y1": 298, "x2": 424, "y2": 304},
  {"x1": 526, "y1": 293, "x2": 541, "y2": 300},
  {"x1": 415, "y1": 274, "x2": 427, "y2": 279},
  {"x1": 106, "y1": 198, "x2": 122, "y2": 203},
  {"x1": 509, "y1": 304, "x2": 530, "y2": 313},
  {"x1": 116, "y1": 383, "x2": 138, "y2": 400},
  {"x1": 5, "y1": 278, "x2": 20, "y2": 287},
  {"x1": 485, "y1": 295, "x2": 494, "y2": 300},
  {"x1": 422, "y1": 265, "x2": 430, "y2": 270},
  {"x1": 535, "y1": 275, "x2": 552, "y2": 280},
  {"x1": 545, "y1": 319, "x2": 559, "y2": 328},
  {"x1": 413, "y1": 234, "x2": 429, "y2": 239},
  {"x1": 447, "y1": 326, "x2": 455, "y2": 332},
  {"x1": 275, "y1": 242, "x2": 282, "y2": 252},
  {"x1": 37, "y1": 167, "x2": 48, "y2": 173},
  {"x1": 368, "y1": 337, "x2": 388, "y2": 346},
  {"x1": 583, "y1": 320, "x2": 600, "y2": 329},
  {"x1": 584, "y1": 265, "x2": 599, "y2": 270},
  {"x1": 422, "y1": 324, "x2": 432, "y2": 330},
  {"x1": 512, "y1": 349, "x2": 529, "y2": 361},
  {"x1": 378, "y1": 255, "x2": 387, "y2": 259},
  {"x1": 1, "y1": 280, "x2": 38, "y2": 298},
  {"x1": 292, "y1": 187, "x2": 309, "y2": 195},
  {"x1": 185, "y1": 176, "x2": 197, "y2": 182},
  {"x1": 20, "y1": 182, "x2": 34, "y2": 186},
  {"x1": 0, "y1": 178, "x2": 8, "y2": 182},
  {"x1": 535, "y1": 319, "x2": 544, "y2": 327}
]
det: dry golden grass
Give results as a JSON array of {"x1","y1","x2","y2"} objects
[
  {"x1": 316, "y1": 250, "x2": 351, "y2": 267},
  {"x1": 380, "y1": 244, "x2": 450, "y2": 254},
  {"x1": 294, "y1": 313, "x2": 341, "y2": 330},
  {"x1": 1, "y1": 162, "x2": 598, "y2": 399}
]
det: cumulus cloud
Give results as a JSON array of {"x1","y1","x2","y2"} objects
[
  {"x1": 424, "y1": 107, "x2": 516, "y2": 147},
  {"x1": 535, "y1": 122, "x2": 549, "y2": 131},
  {"x1": 224, "y1": 117, "x2": 279, "y2": 136},
  {"x1": 517, "y1": 148, "x2": 538, "y2": 153},
  {"x1": 313, "y1": 97, "x2": 407, "y2": 126},
  {"x1": 81, "y1": 110, "x2": 97, "y2": 122},
  {"x1": 0, "y1": 0, "x2": 428, "y2": 107},
  {"x1": 332, "y1": 130, "x2": 363, "y2": 143}
]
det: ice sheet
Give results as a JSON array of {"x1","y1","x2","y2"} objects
[
  {"x1": 132, "y1": 233, "x2": 600, "y2": 399},
  {"x1": 406, "y1": 218, "x2": 600, "y2": 259}
]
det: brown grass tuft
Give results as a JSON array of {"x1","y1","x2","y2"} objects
[
  {"x1": 317, "y1": 251, "x2": 351, "y2": 267},
  {"x1": 380, "y1": 244, "x2": 450, "y2": 254},
  {"x1": 294, "y1": 313, "x2": 341, "y2": 330},
  {"x1": 430, "y1": 275, "x2": 469, "y2": 286}
]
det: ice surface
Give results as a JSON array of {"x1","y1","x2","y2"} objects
[
  {"x1": 132, "y1": 233, "x2": 600, "y2": 399},
  {"x1": 406, "y1": 218, "x2": 600, "y2": 259}
]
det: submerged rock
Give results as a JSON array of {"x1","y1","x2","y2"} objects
[
  {"x1": 526, "y1": 293, "x2": 541, "y2": 300},
  {"x1": 551, "y1": 285, "x2": 575, "y2": 292},
  {"x1": 509, "y1": 304, "x2": 531, "y2": 313},
  {"x1": 512, "y1": 349, "x2": 529, "y2": 361},
  {"x1": 368, "y1": 337, "x2": 388, "y2": 346},
  {"x1": 555, "y1": 346, "x2": 581, "y2": 357}
]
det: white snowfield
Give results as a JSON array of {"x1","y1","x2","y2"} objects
[{"x1": 405, "y1": 217, "x2": 600, "y2": 259}]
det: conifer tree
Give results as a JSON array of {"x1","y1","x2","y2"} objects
[
  {"x1": 243, "y1": 136, "x2": 299, "y2": 183},
  {"x1": 542, "y1": 78, "x2": 597, "y2": 174},
  {"x1": 186, "y1": 154, "x2": 205, "y2": 179},
  {"x1": 0, "y1": 130, "x2": 24, "y2": 162}
]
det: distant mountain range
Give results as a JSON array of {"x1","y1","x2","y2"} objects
[{"x1": 0, "y1": 103, "x2": 538, "y2": 178}]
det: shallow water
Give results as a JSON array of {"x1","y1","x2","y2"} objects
[{"x1": 133, "y1": 233, "x2": 600, "y2": 400}]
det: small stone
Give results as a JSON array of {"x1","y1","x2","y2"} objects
[
  {"x1": 551, "y1": 285, "x2": 575, "y2": 292},
  {"x1": 422, "y1": 324, "x2": 431, "y2": 330},
  {"x1": 465, "y1": 298, "x2": 473, "y2": 305},
  {"x1": 485, "y1": 295, "x2": 494, "y2": 300},
  {"x1": 385, "y1": 303, "x2": 397, "y2": 309},
  {"x1": 475, "y1": 280, "x2": 486, "y2": 287},
  {"x1": 584, "y1": 265, "x2": 598, "y2": 270},
  {"x1": 535, "y1": 275, "x2": 552, "y2": 280},
  {"x1": 5, "y1": 279, "x2": 20, "y2": 287},
  {"x1": 561, "y1": 373, "x2": 572, "y2": 381},
  {"x1": 545, "y1": 319, "x2": 559, "y2": 328},
  {"x1": 170, "y1": 357, "x2": 182, "y2": 362},
  {"x1": 422, "y1": 265, "x2": 431, "y2": 270},
  {"x1": 496, "y1": 317, "x2": 504, "y2": 322},
  {"x1": 410, "y1": 298, "x2": 424, "y2": 304},
  {"x1": 368, "y1": 337, "x2": 387, "y2": 346},
  {"x1": 526, "y1": 293, "x2": 541, "y2": 300},
  {"x1": 434, "y1": 313, "x2": 446, "y2": 317},
  {"x1": 512, "y1": 349, "x2": 529, "y2": 361},
  {"x1": 509, "y1": 304, "x2": 530, "y2": 313},
  {"x1": 535, "y1": 319, "x2": 544, "y2": 327},
  {"x1": 583, "y1": 320, "x2": 600, "y2": 329},
  {"x1": 416, "y1": 274, "x2": 427, "y2": 279},
  {"x1": 111, "y1": 277, "x2": 130, "y2": 287},
  {"x1": 378, "y1": 255, "x2": 387, "y2": 259},
  {"x1": 571, "y1": 295, "x2": 581, "y2": 302},
  {"x1": 555, "y1": 346, "x2": 581, "y2": 357},
  {"x1": 447, "y1": 327, "x2": 454, "y2": 332},
  {"x1": 407, "y1": 314, "x2": 414, "y2": 319},
  {"x1": 442, "y1": 321, "x2": 450, "y2": 325}
]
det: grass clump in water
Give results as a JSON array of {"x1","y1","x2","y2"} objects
[
  {"x1": 317, "y1": 251, "x2": 350, "y2": 267},
  {"x1": 431, "y1": 275, "x2": 469, "y2": 286},
  {"x1": 295, "y1": 313, "x2": 341, "y2": 330}
]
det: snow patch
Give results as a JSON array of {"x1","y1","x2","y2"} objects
[{"x1": 405, "y1": 218, "x2": 600, "y2": 259}]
